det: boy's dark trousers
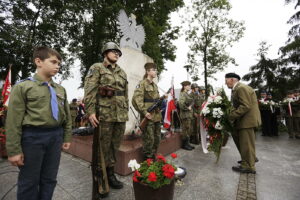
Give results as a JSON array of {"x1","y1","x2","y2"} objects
[{"x1": 18, "y1": 126, "x2": 63, "y2": 200}]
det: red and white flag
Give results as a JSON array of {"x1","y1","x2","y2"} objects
[
  {"x1": 163, "y1": 77, "x2": 176, "y2": 129},
  {"x1": 2, "y1": 67, "x2": 11, "y2": 106}
]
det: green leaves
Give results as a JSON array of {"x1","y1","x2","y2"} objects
[{"x1": 183, "y1": 0, "x2": 245, "y2": 97}]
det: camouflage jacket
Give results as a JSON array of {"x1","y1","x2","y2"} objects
[
  {"x1": 132, "y1": 79, "x2": 161, "y2": 122},
  {"x1": 191, "y1": 92, "x2": 205, "y2": 115},
  {"x1": 84, "y1": 62, "x2": 129, "y2": 122},
  {"x1": 179, "y1": 91, "x2": 193, "y2": 119},
  {"x1": 69, "y1": 102, "x2": 78, "y2": 117}
]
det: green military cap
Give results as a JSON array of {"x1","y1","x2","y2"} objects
[
  {"x1": 102, "y1": 42, "x2": 122, "y2": 57},
  {"x1": 191, "y1": 83, "x2": 198, "y2": 89},
  {"x1": 181, "y1": 81, "x2": 191, "y2": 86},
  {"x1": 287, "y1": 90, "x2": 294, "y2": 95},
  {"x1": 198, "y1": 86, "x2": 205, "y2": 90},
  {"x1": 144, "y1": 63, "x2": 157, "y2": 70}
]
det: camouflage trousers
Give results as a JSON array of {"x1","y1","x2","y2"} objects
[
  {"x1": 192, "y1": 115, "x2": 200, "y2": 135},
  {"x1": 180, "y1": 118, "x2": 192, "y2": 140},
  {"x1": 98, "y1": 121, "x2": 125, "y2": 167},
  {"x1": 71, "y1": 115, "x2": 76, "y2": 128},
  {"x1": 141, "y1": 121, "x2": 161, "y2": 158}
]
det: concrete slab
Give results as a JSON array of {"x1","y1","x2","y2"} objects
[{"x1": 1, "y1": 132, "x2": 300, "y2": 200}]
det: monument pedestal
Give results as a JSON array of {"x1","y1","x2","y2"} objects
[{"x1": 64, "y1": 132, "x2": 182, "y2": 175}]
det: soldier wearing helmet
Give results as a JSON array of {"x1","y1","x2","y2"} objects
[
  {"x1": 84, "y1": 42, "x2": 128, "y2": 197},
  {"x1": 190, "y1": 83, "x2": 204, "y2": 144}
]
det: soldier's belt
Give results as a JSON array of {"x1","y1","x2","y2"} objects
[
  {"x1": 99, "y1": 86, "x2": 125, "y2": 97},
  {"x1": 144, "y1": 99, "x2": 159, "y2": 103}
]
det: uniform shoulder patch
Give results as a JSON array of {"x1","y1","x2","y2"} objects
[
  {"x1": 86, "y1": 68, "x2": 95, "y2": 77},
  {"x1": 136, "y1": 84, "x2": 140, "y2": 89}
]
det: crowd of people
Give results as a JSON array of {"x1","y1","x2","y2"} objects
[{"x1": 2, "y1": 43, "x2": 300, "y2": 199}]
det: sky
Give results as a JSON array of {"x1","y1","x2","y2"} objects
[{"x1": 61, "y1": 0, "x2": 296, "y2": 101}]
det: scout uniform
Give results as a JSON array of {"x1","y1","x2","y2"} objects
[
  {"x1": 283, "y1": 91, "x2": 296, "y2": 138},
  {"x1": 178, "y1": 81, "x2": 194, "y2": 150},
  {"x1": 84, "y1": 42, "x2": 128, "y2": 194},
  {"x1": 228, "y1": 76, "x2": 261, "y2": 173},
  {"x1": 131, "y1": 63, "x2": 161, "y2": 159},
  {"x1": 6, "y1": 73, "x2": 72, "y2": 199},
  {"x1": 190, "y1": 83, "x2": 203, "y2": 144},
  {"x1": 69, "y1": 99, "x2": 78, "y2": 128}
]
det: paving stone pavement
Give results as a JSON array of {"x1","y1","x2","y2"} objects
[{"x1": 1, "y1": 132, "x2": 300, "y2": 200}]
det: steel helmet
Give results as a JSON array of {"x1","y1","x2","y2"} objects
[{"x1": 102, "y1": 42, "x2": 122, "y2": 57}]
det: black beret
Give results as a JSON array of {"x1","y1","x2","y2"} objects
[
  {"x1": 225, "y1": 73, "x2": 241, "y2": 80},
  {"x1": 260, "y1": 90, "x2": 267, "y2": 94}
]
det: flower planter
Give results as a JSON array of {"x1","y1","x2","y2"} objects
[{"x1": 133, "y1": 179, "x2": 175, "y2": 200}]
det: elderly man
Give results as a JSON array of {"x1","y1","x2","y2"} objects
[{"x1": 225, "y1": 73, "x2": 261, "y2": 174}]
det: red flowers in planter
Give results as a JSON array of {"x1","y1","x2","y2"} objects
[{"x1": 128, "y1": 153, "x2": 178, "y2": 189}]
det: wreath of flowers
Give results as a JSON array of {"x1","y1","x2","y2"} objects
[{"x1": 201, "y1": 88, "x2": 233, "y2": 161}]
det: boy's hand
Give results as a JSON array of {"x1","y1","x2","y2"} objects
[
  {"x1": 89, "y1": 113, "x2": 99, "y2": 127},
  {"x1": 62, "y1": 142, "x2": 71, "y2": 150},
  {"x1": 8, "y1": 154, "x2": 24, "y2": 167}
]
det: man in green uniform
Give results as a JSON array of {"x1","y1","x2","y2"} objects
[
  {"x1": 179, "y1": 81, "x2": 194, "y2": 151},
  {"x1": 69, "y1": 98, "x2": 78, "y2": 128},
  {"x1": 190, "y1": 83, "x2": 203, "y2": 144},
  {"x1": 132, "y1": 63, "x2": 162, "y2": 160},
  {"x1": 84, "y1": 42, "x2": 128, "y2": 197},
  {"x1": 225, "y1": 73, "x2": 261, "y2": 174},
  {"x1": 6, "y1": 47, "x2": 72, "y2": 199}
]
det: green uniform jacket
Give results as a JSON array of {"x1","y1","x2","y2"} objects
[
  {"x1": 69, "y1": 102, "x2": 78, "y2": 117},
  {"x1": 179, "y1": 91, "x2": 193, "y2": 119},
  {"x1": 229, "y1": 82, "x2": 261, "y2": 129},
  {"x1": 192, "y1": 92, "x2": 204, "y2": 115},
  {"x1": 131, "y1": 79, "x2": 161, "y2": 122},
  {"x1": 5, "y1": 74, "x2": 72, "y2": 156},
  {"x1": 84, "y1": 62, "x2": 129, "y2": 122},
  {"x1": 292, "y1": 99, "x2": 300, "y2": 117}
]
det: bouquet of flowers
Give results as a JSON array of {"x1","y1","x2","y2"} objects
[
  {"x1": 128, "y1": 153, "x2": 177, "y2": 189},
  {"x1": 201, "y1": 88, "x2": 233, "y2": 161},
  {"x1": 258, "y1": 99, "x2": 279, "y2": 111}
]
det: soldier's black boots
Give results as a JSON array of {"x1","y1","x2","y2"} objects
[
  {"x1": 182, "y1": 139, "x2": 193, "y2": 151},
  {"x1": 107, "y1": 167, "x2": 123, "y2": 189}
]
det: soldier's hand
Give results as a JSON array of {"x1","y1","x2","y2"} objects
[
  {"x1": 89, "y1": 113, "x2": 99, "y2": 127},
  {"x1": 145, "y1": 112, "x2": 152, "y2": 119},
  {"x1": 62, "y1": 142, "x2": 71, "y2": 150},
  {"x1": 8, "y1": 153, "x2": 24, "y2": 167}
]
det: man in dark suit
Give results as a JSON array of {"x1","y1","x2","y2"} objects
[{"x1": 225, "y1": 73, "x2": 261, "y2": 174}]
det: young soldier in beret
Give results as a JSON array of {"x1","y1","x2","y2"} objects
[
  {"x1": 178, "y1": 81, "x2": 194, "y2": 150},
  {"x1": 225, "y1": 73, "x2": 261, "y2": 174},
  {"x1": 132, "y1": 63, "x2": 161, "y2": 160},
  {"x1": 6, "y1": 47, "x2": 72, "y2": 199}
]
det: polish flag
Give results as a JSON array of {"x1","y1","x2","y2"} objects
[
  {"x1": 163, "y1": 77, "x2": 176, "y2": 129},
  {"x1": 2, "y1": 67, "x2": 11, "y2": 107}
]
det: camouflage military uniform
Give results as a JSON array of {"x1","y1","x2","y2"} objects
[
  {"x1": 69, "y1": 102, "x2": 78, "y2": 128},
  {"x1": 179, "y1": 91, "x2": 194, "y2": 140},
  {"x1": 132, "y1": 79, "x2": 161, "y2": 158},
  {"x1": 191, "y1": 92, "x2": 205, "y2": 144},
  {"x1": 84, "y1": 61, "x2": 128, "y2": 167}
]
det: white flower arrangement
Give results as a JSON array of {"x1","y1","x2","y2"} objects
[
  {"x1": 212, "y1": 107, "x2": 223, "y2": 119},
  {"x1": 128, "y1": 159, "x2": 140, "y2": 171},
  {"x1": 202, "y1": 107, "x2": 211, "y2": 116},
  {"x1": 283, "y1": 98, "x2": 295, "y2": 103},
  {"x1": 213, "y1": 96, "x2": 223, "y2": 104},
  {"x1": 215, "y1": 121, "x2": 223, "y2": 130}
]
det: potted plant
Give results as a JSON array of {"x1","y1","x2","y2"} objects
[{"x1": 128, "y1": 153, "x2": 178, "y2": 200}]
